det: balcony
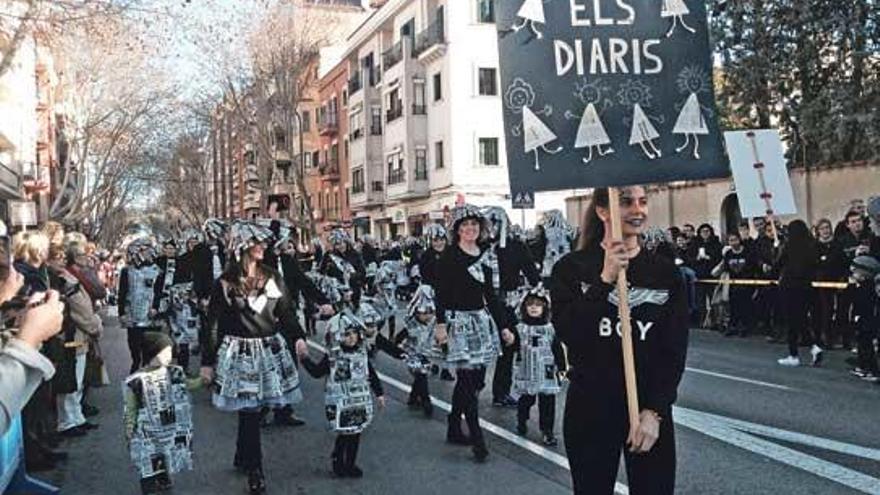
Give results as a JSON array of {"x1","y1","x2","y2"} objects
[
  {"x1": 370, "y1": 122, "x2": 383, "y2": 135},
  {"x1": 412, "y1": 104, "x2": 426, "y2": 115},
  {"x1": 371, "y1": 180, "x2": 384, "y2": 192},
  {"x1": 319, "y1": 161, "x2": 340, "y2": 182},
  {"x1": 350, "y1": 128, "x2": 364, "y2": 141},
  {"x1": 382, "y1": 41, "x2": 403, "y2": 70},
  {"x1": 386, "y1": 106, "x2": 403, "y2": 124},
  {"x1": 318, "y1": 117, "x2": 338, "y2": 136},
  {"x1": 413, "y1": 18, "x2": 446, "y2": 63},
  {"x1": 348, "y1": 71, "x2": 362, "y2": 95},
  {"x1": 387, "y1": 168, "x2": 406, "y2": 186}
]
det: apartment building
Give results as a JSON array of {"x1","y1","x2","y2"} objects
[
  {"x1": 342, "y1": 0, "x2": 568, "y2": 239},
  {"x1": 0, "y1": 28, "x2": 35, "y2": 220}
]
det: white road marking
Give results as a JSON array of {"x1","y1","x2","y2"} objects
[
  {"x1": 306, "y1": 340, "x2": 630, "y2": 494},
  {"x1": 685, "y1": 367, "x2": 795, "y2": 391},
  {"x1": 675, "y1": 407, "x2": 880, "y2": 495}
]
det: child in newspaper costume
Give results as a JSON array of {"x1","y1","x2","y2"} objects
[
  {"x1": 124, "y1": 332, "x2": 204, "y2": 494},
  {"x1": 513, "y1": 285, "x2": 566, "y2": 447},
  {"x1": 302, "y1": 312, "x2": 385, "y2": 478},
  {"x1": 396, "y1": 284, "x2": 443, "y2": 416}
]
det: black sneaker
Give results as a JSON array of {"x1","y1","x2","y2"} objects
[
  {"x1": 274, "y1": 414, "x2": 306, "y2": 427},
  {"x1": 78, "y1": 422, "x2": 99, "y2": 431},
  {"x1": 247, "y1": 468, "x2": 266, "y2": 494},
  {"x1": 345, "y1": 464, "x2": 364, "y2": 478},
  {"x1": 542, "y1": 433, "x2": 558, "y2": 447},
  {"x1": 331, "y1": 454, "x2": 345, "y2": 477},
  {"x1": 472, "y1": 444, "x2": 489, "y2": 463},
  {"x1": 493, "y1": 396, "x2": 517, "y2": 408}
]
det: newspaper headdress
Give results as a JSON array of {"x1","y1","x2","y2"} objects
[
  {"x1": 229, "y1": 220, "x2": 274, "y2": 261},
  {"x1": 540, "y1": 210, "x2": 575, "y2": 237},
  {"x1": 255, "y1": 218, "x2": 294, "y2": 251},
  {"x1": 482, "y1": 206, "x2": 511, "y2": 248},
  {"x1": 126, "y1": 238, "x2": 156, "y2": 265},
  {"x1": 517, "y1": 283, "x2": 551, "y2": 319},
  {"x1": 448, "y1": 203, "x2": 491, "y2": 243},
  {"x1": 640, "y1": 226, "x2": 670, "y2": 250},
  {"x1": 407, "y1": 284, "x2": 436, "y2": 317},
  {"x1": 328, "y1": 310, "x2": 368, "y2": 344},
  {"x1": 328, "y1": 228, "x2": 352, "y2": 247},
  {"x1": 203, "y1": 218, "x2": 229, "y2": 241},
  {"x1": 424, "y1": 223, "x2": 447, "y2": 241}
]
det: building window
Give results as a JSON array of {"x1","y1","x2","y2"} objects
[
  {"x1": 435, "y1": 141, "x2": 444, "y2": 169},
  {"x1": 312, "y1": 150, "x2": 320, "y2": 168},
  {"x1": 415, "y1": 149, "x2": 427, "y2": 180},
  {"x1": 433, "y1": 72, "x2": 442, "y2": 102},
  {"x1": 352, "y1": 167, "x2": 365, "y2": 194},
  {"x1": 478, "y1": 138, "x2": 499, "y2": 166},
  {"x1": 477, "y1": 0, "x2": 495, "y2": 23},
  {"x1": 370, "y1": 105, "x2": 383, "y2": 135},
  {"x1": 387, "y1": 88, "x2": 403, "y2": 122},
  {"x1": 349, "y1": 111, "x2": 364, "y2": 140},
  {"x1": 413, "y1": 81, "x2": 426, "y2": 114},
  {"x1": 387, "y1": 151, "x2": 405, "y2": 185},
  {"x1": 478, "y1": 68, "x2": 497, "y2": 96},
  {"x1": 301, "y1": 111, "x2": 311, "y2": 132},
  {"x1": 342, "y1": 89, "x2": 348, "y2": 106}
]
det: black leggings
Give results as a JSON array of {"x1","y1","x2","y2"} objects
[
  {"x1": 176, "y1": 343, "x2": 190, "y2": 370},
  {"x1": 236, "y1": 410, "x2": 262, "y2": 470},
  {"x1": 492, "y1": 345, "x2": 515, "y2": 401},
  {"x1": 450, "y1": 367, "x2": 487, "y2": 446},
  {"x1": 784, "y1": 287, "x2": 813, "y2": 356},
  {"x1": 127, "y1": 328, "x2": 147, "y2": 372},
  {"x1": 518, "y1": 393, "x2": 555, "y2": 434},
  {"x1": 564, "y1": 385, "x2": 675, "y2": 495},
  {"x1": 411, "y1": 373, "x2": 429, "y2": 401},
  {"x1": 333, "y1": 434, "x2": 361, "y2": 467}
]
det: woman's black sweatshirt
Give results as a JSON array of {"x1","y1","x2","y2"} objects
[
  {"x1": 434, "y1": 245, "x2": 512, "y2": 330},
  {"x1": 200, "y1": 269, "x2": 305, "y2": 367},
  {"x1": 550, "y1": 247, "x2": 689, "y2": 413}
]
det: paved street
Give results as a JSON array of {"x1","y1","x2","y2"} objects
[{"x1": 44, "y1": 308, "x2": 880, "y2": 495}]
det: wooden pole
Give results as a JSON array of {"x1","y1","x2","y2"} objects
[
  {"x1": 607, "y1": 188, "x2": 640, "y2": 429},
  {"x1": 746, "y1": 131, "x2": 779, "y2": 243}
]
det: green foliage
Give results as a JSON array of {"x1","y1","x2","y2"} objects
[{"x1": 709, "y1": 0, "x2": 879, "y2": 166}]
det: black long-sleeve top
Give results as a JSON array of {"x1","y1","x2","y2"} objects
[
  {"x1": 199, "y1": 268, "x2": 305, "y2": 367},
  {"x1": 550, "y1": 247, "x2": 689, "y2": 413},
  {"x1": 685, "y1": 238, "x2": 722, "y2": 279},
  {"x1": 301, "y1": 350, "x2": 384, "y2": 397},
  {"x1": 434, "y1": 245, "x2": 512, "y2": 330},
  {"x1": 279, "y1": 253, "x2": 329, "y2": 306},
  {"x1": 191, "y1": 243, "x2": 226, "y2": 300},
  {"x1": 776, "y1": 240, "x2": 818, "y2": 289},
  {"x1": 721, "y1": 247, "x2": 758, "y2": 279},
  {"x1": 417, "y1": 248, "x2": 444, "y2": 287},
  {"x1": 494, "y1": 238, "x2": 541, "y2": 291},
  {"x1": 815, "y1": 239, "x2": 846, "y2": 281}
]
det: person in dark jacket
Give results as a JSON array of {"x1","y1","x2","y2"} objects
[
  {"x1": 686, "y1": 223, "x2": 722, "y2": 327},
  {"x1": 835, "y1": 209, "x2": 873, "y2": 349},
  {"x1": 551, "y1": 186, "x2": 688, "y2": 495},
  {"x1": 720, "y1": 231, "x2": 758, "y2": 337},
  {"x1": 814, "y1": 219, "x2": 846, "y2": 348},
  {"x1": 776, "y1": 220, "x2": 821, "y2": 367},
  {"x1": 847, "y1": 256, "x2": 880, "y2": 382},
  {"x1": 199, "y1": 220, "x2": 308, "y2": 494},
  {"x1": 417, "y1": 224, "x2": 447, "y2": 287}
]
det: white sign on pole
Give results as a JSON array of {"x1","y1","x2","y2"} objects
[
  {"x1": 8, "y1": 201, "x2": 37, "y2": 227},
  {"x1": 725, "y1": 129, "x2": 797, "y2": 219}
]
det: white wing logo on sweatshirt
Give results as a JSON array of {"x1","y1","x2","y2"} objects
[{"x1": 608, "y1": 287, "x2": 670, "y2": 309}]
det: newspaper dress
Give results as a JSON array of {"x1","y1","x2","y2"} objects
[
  {"x1": 401, "y1": 315, "x2": 444, "y2": 374},
  {"x1": 125, "y1": 265, "x2": 161, "y2": 328},
  {"x1": 512, "y1": 322, "x2": 562, "y2": 396},
  {"x1": 213, "y1": 333, "x2": 303, "y2": 411},
  {"x1": 124, "y1": 366, "x2": 194, "y2": 480},
  {"x1": 168, "y1": 283, "x2": 199, "y2": 346},
  {"x1": 325, "y1": 341, "x2": 374, "y2": 435}
]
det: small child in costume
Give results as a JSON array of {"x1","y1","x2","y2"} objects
[
  {"x1": 512, "y1": 286, "x2": 566, "y2": 447},
  {"x1": 123, "y1": 332, "x2": 205, "y2": 494},
  {"x1": 302, "y1": 312, "x2": 386, "y2": 478},
  {"x1": 394, "y1": 284, "x2": 443, "y2": 417}
]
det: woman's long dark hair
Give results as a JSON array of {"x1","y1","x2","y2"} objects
[
  {"x1": 787, "y1": 219, "x2": 815, "y2": 246},
  {"x1": 576, "y1": 188, "x2": 609, "y2": 251}
]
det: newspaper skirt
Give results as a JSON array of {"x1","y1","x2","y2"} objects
[
  {"x1": 444, "y1": 309, "x2": 501, "y2": 370},
  {"x1": 402, "y1": 317, "x2": 444, "y2": 375},
  {"x1": 169, "y1": 302, "x2": 200, "y2": 346},
  {"x1": 212, "y1": 334, "x2": 302, "y2": 412}
]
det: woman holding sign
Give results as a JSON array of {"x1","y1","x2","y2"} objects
[{"x1": 550, "y1": 187, "x2": 688, "y2": 494}]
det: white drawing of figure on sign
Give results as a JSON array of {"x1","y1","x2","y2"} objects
[
  {"x1": 618, "y1": 80, "x2": 663, "y2": 160},
  {"x1": 662, "y1": 0, "x2": 695, "y2": 37},
  {"x1": 673, "y1": 66, "x2": 713, "y2": 159},
  {"x1": 523, "y1": 106, "x2": 563, "y2": 171},
  {"x1": 566, "y1": 79, "x2": 615, "y2": 165},
  {"x1": 512, "y1": 0, "x2": 546, "y2": 39}
]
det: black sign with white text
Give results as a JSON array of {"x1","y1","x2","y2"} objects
[{"x1": 496, "y1": 0, "x2": 729, "y2": 191}]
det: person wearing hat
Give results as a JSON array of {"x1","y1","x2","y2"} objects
[
  {"x1": 199, "y1": 220, "x2": 307, "y2": 494},
  {"x1": 300, "y1": 312, "x2": 386, "y2": 478},
  {"x1": 481, "y1": 206, "x2": 541, "y2": 408},
  {"x1": 319, "y1": 229, "x2": 367, "y2": 311},
  {"x1": 119, "y1": 239, "x2": 162, "y2": 373},
  {"x1": 123, "y1": 332, "x2": 204, "y2": 494},
  {"x1": 513, "y1": 285, "x2": 565, "y2": 447},
  {"x1": 848, "y1": 255, "x2": 880, "y2": 382},
  {"x1": 433, "y1": 204, "x2": 516, "y2": 463},
  {"x1": 394, "y1": 284, "x2": 442, "y2": 417},
  {"x1": 418, "y1": 224, "x2": 455, "y2": 382}
]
